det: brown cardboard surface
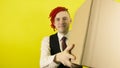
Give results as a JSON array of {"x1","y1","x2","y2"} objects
[
  {"x1": 69, "y1": 0, "x2": 120, "y2": 68},
  {"x1": 68, "y1": 0, "x2": 93, "y2": 65},
  {"x1": 82, "y1": 0, "x2": 120, "y2": 68}
]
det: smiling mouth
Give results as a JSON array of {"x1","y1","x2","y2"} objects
[
  {"x1": 59, "y1": 25, "x2": 66, "y2": 28},
  {"x1": 60, "y1": 24, "x2": 66, "y2": 27}
]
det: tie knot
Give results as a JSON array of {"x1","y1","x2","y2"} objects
[{"x1": 62, "y1": 36, "x2": 67, "y2": 41}]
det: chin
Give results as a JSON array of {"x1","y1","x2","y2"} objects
[
  {"x1": 57, "y1": 28, "x2": 68, "y2": 33},
  {"x1": 59, "y1": 30, "x2": 67, "y2": 34}
]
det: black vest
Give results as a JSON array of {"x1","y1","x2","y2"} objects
[{"x1": 50, "y1": 33, "x2": 69, "y2": 68}]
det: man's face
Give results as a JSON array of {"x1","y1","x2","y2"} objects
[{"x1": 54, "y1": 11, "x2": 71, "y2": 34}]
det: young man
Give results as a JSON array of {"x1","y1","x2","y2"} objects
[{"x1": 40, "y1": 6, "x2": 81, "y2": 68}]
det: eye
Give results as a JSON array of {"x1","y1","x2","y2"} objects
[{"x1": 56, "y1": 18, "x2": 60, "y2": 21}]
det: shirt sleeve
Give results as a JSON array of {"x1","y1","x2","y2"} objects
[{"x1": 40, "y1": 36, "x2": 60, "y2": 68}]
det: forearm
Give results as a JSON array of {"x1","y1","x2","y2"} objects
[
  {"x1": 40, "y1": 37, "x2": 60, "y2": 68},
  {"x1": 40, "y1": 55, "x2": 60, "y2": 68}
]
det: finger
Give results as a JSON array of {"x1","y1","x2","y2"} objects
[
  {"x1": 72, "y1": 63, "x2": 82, "y2": 68},
  {"x1": 64, "y1": 60, "x2": 72, "y2": 67},
  {"x1": 65, "y1": 44, "x2": 75, "y2": 52},
  {"x1": 67, "y1": 53, "x2": 75, "y2": 60}
]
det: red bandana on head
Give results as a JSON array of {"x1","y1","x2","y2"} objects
[{"x1": 49, "y1": 6, "x2": 68, "y2": 31}]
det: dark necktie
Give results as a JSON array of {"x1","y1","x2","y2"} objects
[{"x1": 61, "y1": 36, "x2": 67, "y2": 51}]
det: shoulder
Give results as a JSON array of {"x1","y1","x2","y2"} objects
[
  {"x1": 42, "y1": 36, "x2": 49, "y2": 43},
  {"x1": 42, "y1": 33, "x2": 58, "y2": 42},
  {"x1": 50, "y1": 33, "x2": 57, "y2": 37},
  {"x1": 49, "y1": 33, "x2": 58, "y2": 39}
]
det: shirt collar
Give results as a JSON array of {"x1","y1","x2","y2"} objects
[{"x1": 57, "y1": 32, "x2": 69, "y2": 41}]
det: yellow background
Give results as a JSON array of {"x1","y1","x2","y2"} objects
[
  {"x1": 0, "y1": 0, "x2": 85, "y2": 68},
  {"x1": 0, "y1": 0, "x2": 120, "y2": 68},
  {"x1": 116, "y1": 0, "x2": 120, "y2": 2}
]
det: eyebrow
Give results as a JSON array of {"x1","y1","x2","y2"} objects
[{"x1": 55, "y1": 16, "x2": 68, "y2": 19}]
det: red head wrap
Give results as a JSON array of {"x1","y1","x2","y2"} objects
[{"x1": 49, "y1": 6, "x2": 68, "y2": 31}]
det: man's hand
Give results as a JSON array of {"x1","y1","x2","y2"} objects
[{"x1": 54, "y1": 44, "x2": 75, "y2": 67}]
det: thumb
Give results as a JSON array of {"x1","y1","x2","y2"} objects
[{"x1": 65, "y1": 44, "x2": 75, "y2": 52}]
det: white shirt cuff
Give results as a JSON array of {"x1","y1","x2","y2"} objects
[{"x1": 50, "y1": 55, "x2": 60, "y2": 67}]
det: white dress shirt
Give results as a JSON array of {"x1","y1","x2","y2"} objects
[{"x1": 40, "y1": 32, "x2": 69, "y2": 68}]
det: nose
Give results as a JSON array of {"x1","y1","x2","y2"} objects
[{"x1": 60, "y1": 19, "x2": 65, "y2": 24}]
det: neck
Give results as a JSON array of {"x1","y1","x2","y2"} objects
[{"x1": 58, "y1": 30, "x2": 68, "y2": 35}]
